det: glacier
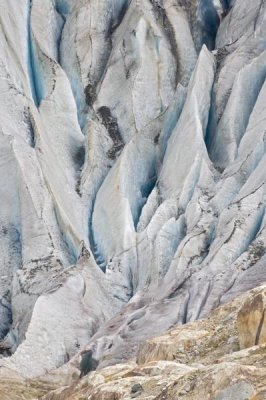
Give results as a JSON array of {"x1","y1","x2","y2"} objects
[{"x1": 0, "y1": 0, "x2": 265, "y2": 379}]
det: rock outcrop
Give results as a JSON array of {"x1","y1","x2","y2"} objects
[
  {"x1": 1, "y1": 284, "x2": 264, "y2": 399},
  {"x1": 237, "y1": 291, "x2": 266, "y2": 349}
]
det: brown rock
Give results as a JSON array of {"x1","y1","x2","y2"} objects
[
  {"x1": 237, "y1": 292, "x2": 266, "y2": 349},
  {"x1": 3, "y1": 286, "x2": 266, "y2": 400}
]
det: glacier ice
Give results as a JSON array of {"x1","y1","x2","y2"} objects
[{"x1": 0, "y1": 0, "x2": 265, "y2": 378}]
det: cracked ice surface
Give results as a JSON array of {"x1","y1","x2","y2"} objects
[{"x1": 0, "y1": 0, "x2": 265, "y2": 377}]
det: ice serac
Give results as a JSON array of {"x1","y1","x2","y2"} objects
[
  {"x1": 0, "y1": 0, "x2": 265, "y2": 380},
  {"x1": 210, "y1": 51, "x2": 266, "y2": 169}
]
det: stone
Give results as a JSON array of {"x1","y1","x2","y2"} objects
[
  {"x1": 214, "y1": 381, "x2": 256, "y2": 400},
  {"x1": 131, "y1": 383, "x2": 143, "y2": 394},
  {"x1": 14, "y1": 286, "x2": 264, "y2": 399},
  {"x1": 237, "y1": 291, "x2": 266, "y2": 349}
]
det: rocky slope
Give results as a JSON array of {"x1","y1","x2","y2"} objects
[
  {"x1": 1, "y1": 284, "x2": 266, "y2": 399},
  {"x1": 0, "y1": 0, "x2": 265, "y2": 388}
]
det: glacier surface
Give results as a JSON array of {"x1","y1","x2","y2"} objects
[{"x1": 0, "y1": 0, "x2": 265, "y2": 377}]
